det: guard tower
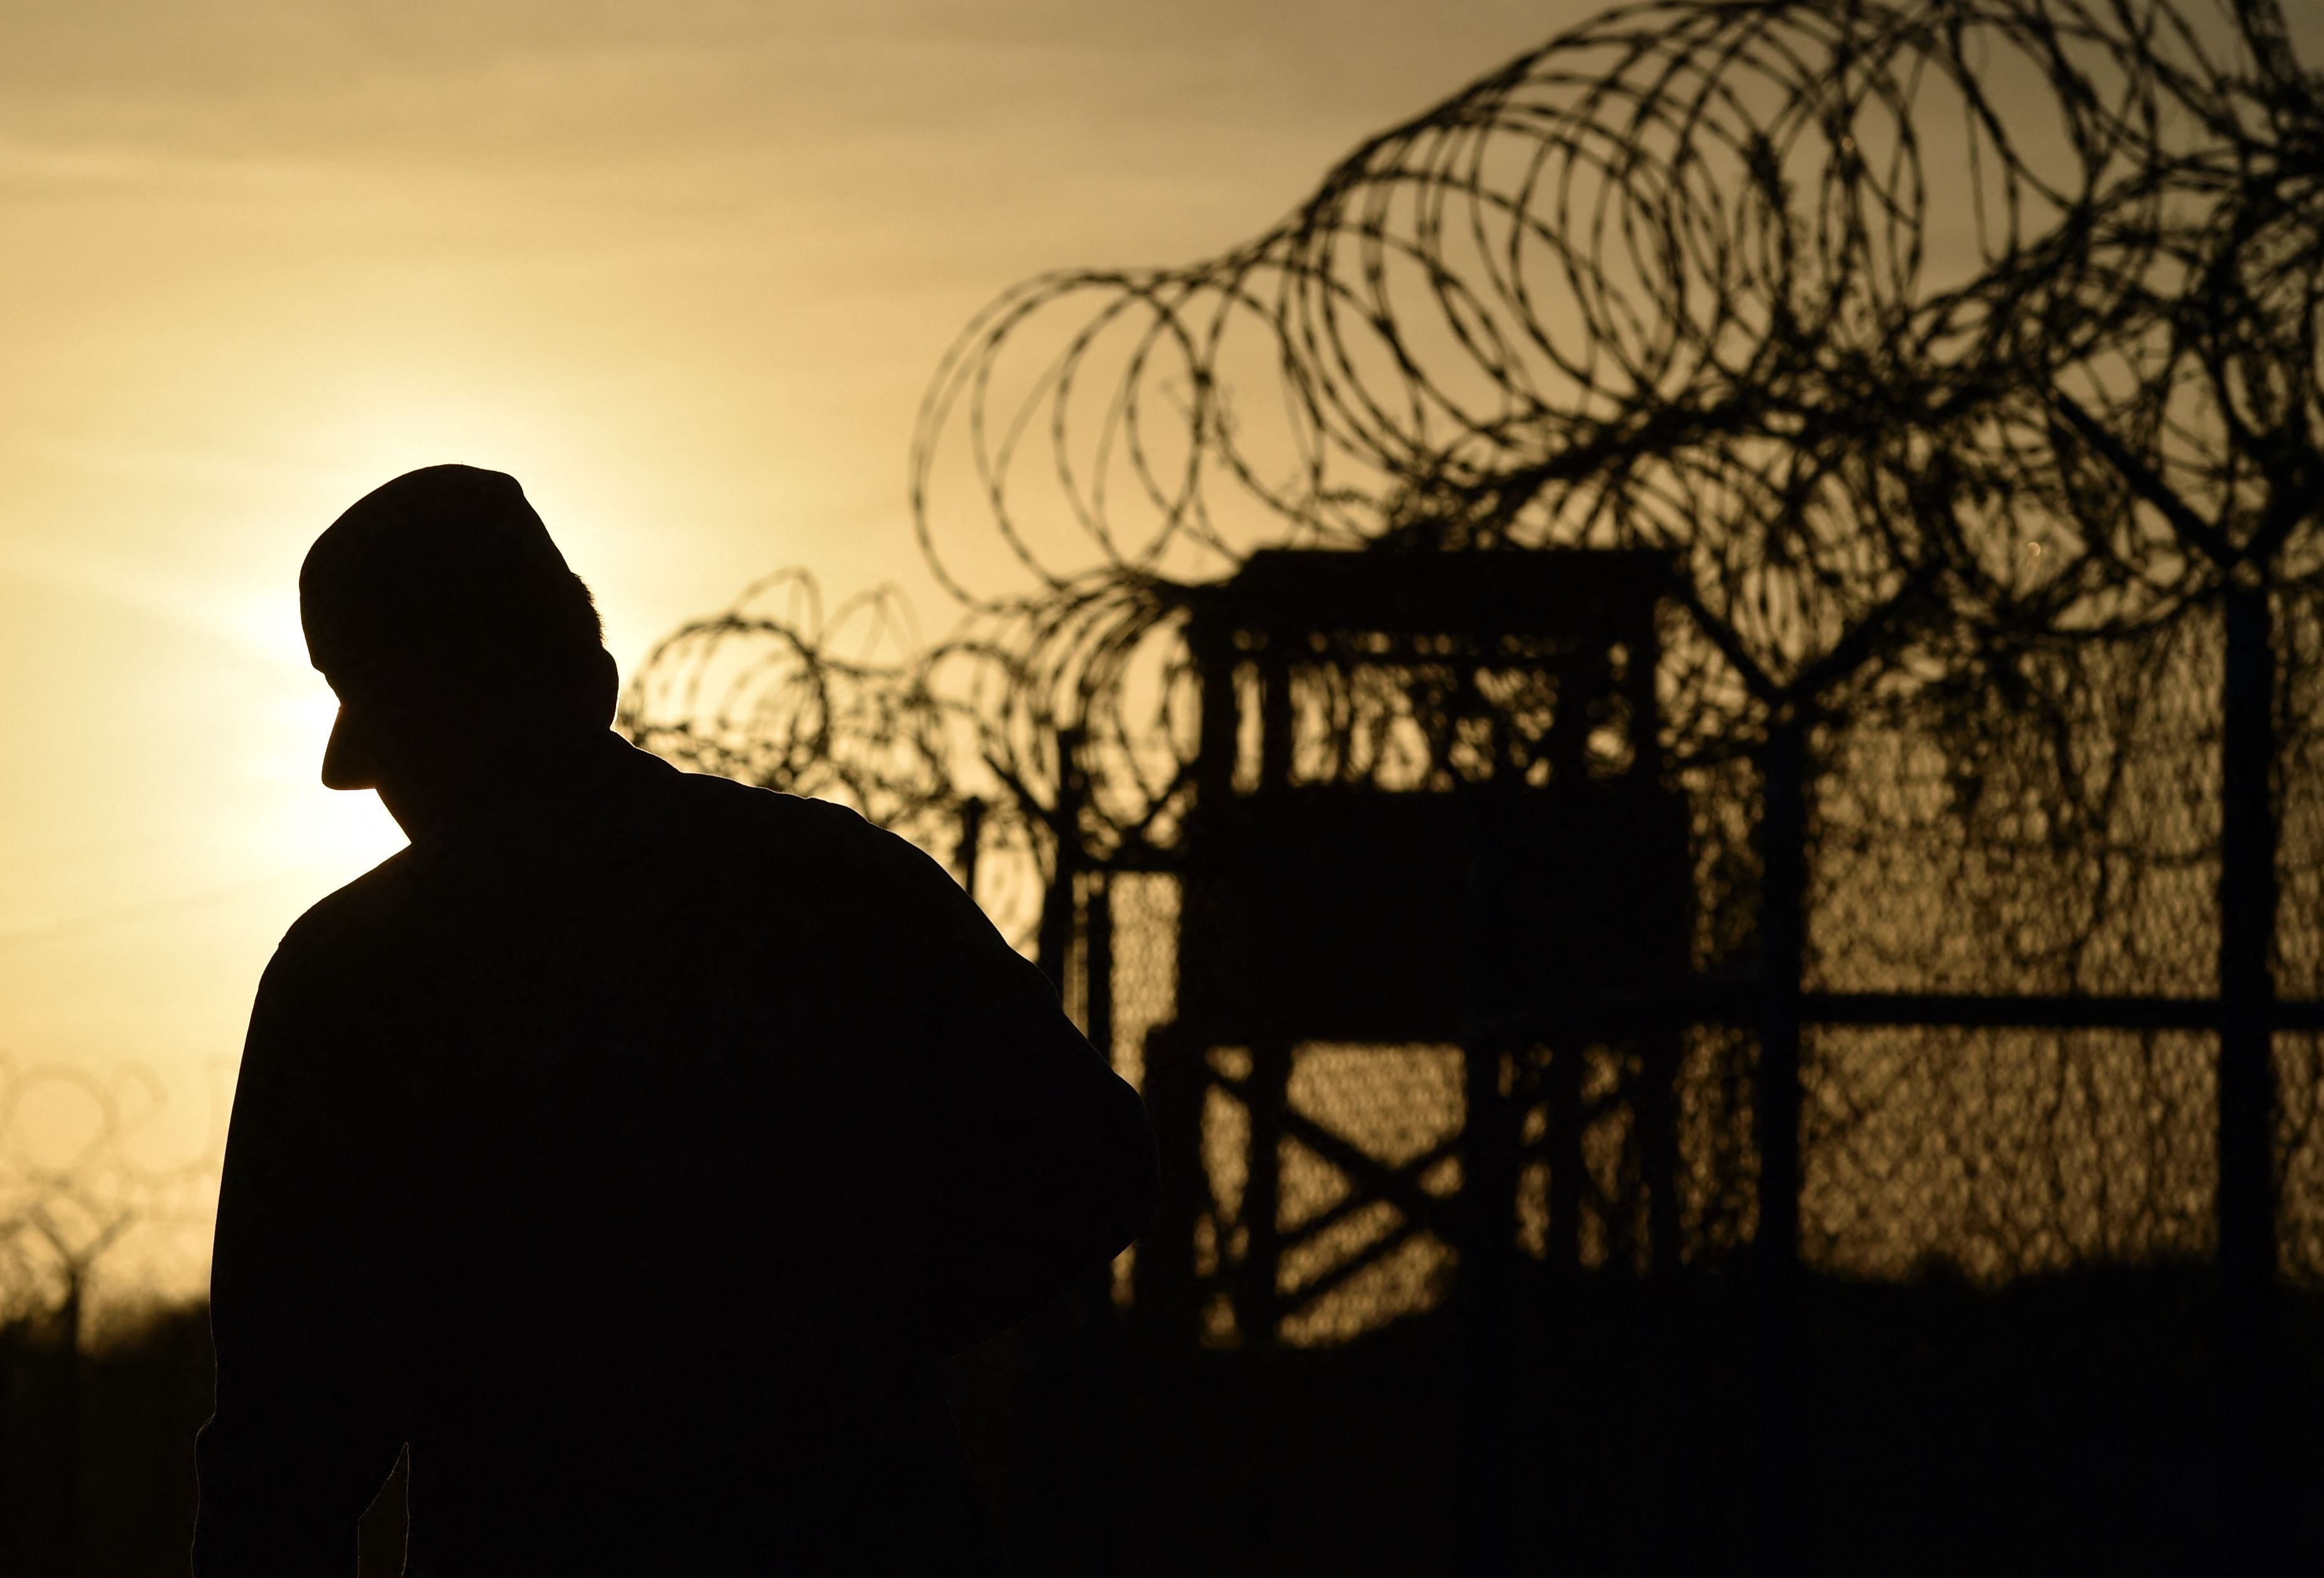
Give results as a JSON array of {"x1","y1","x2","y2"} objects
[{"x1": 1132, "y1": 548, "x2": 1692, "y2": 1344}]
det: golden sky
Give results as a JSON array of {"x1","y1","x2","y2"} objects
[
  {"x1": 0, "y1": 0, "x2": 1568, "y2": 1290},
  {"x1": 9, "y1": 0, "x2": 2313, "y2": 1300}
]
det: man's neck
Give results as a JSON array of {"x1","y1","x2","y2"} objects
[{"x1": 376, "y1": 729, "x2": 636, "y2": 844}]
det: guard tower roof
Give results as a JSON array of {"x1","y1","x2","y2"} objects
[{"x1": 1186, "y1": 547, "x2": 1679, "y2": 641}]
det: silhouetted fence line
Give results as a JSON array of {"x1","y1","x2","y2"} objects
[
  {"x1": 0, "y1": 1058, "x2": 218, "y2": 1334},
  {"x1": 0, "y1": 1056, "x2": 221, "y2": 1575},
  {"x1": 619, "y1": 0, "x2": 2324, "y2": 1565}
]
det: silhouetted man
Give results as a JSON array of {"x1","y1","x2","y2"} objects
[{"x1": 194, "y1": 465, "x2": 1156, "y2": 1574}]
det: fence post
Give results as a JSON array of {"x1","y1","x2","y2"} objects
[
  {"x1": 1231, "y1": 1040, "x2": 1291, "y2": 1343},
  {"x1": 955, "y1": 795, "x2": 985, "y2": 900},
  {"x1": 1753, "y1": 712, "x2": 1808, "y2": 1569},
  {"x1": 1084, "y1": 871, "x2": 1113, "y2": 1072},
  {"x1": 1038, "y1": 731, "x2": 1083, "y2": 996},
  {"x1": 2218, "y1": 584, "x2": 2279, "y2": 1278},
  {"x1": 2217, "y1": 582, "x2": 2281, "y2": 1573},
  {"x1": 1756, "y1": 716, "x2": 1806, "y2": 1273},
  {"x1": 1017, "y1": 731, "x2": 1097, "y2": 1575}
]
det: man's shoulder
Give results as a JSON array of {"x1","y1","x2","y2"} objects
[
  {"x1": 646, "y1": 772, "x2": 965, "y2": 921},
  {"x1": 654, "y1": 770, "x2": 905, "y2": 862},
  {"x1": 269, "y1": 848, "x2": 425, "y2": 974}
]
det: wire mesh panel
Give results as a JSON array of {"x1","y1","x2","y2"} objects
[
  {"x1": 2278, "y1": 1033, "x2": 2324, "y2": 1281},
  {"x1": 1801, "y1": 1026, "x2": 2217, "y2": 1280},
  {"x1": 1810, "y1": 615, "x2": 2227, "y2": 1002},
  {"x1": 1099, "y1": 874, "x2": 1180, "y2": 1095},
  {"x1": 1096, "y1": 873, "x2": 1179, "y2": 1303},
  {"x1": 1275, "y1": 1045, "x2": 1465, "y2": 1346}
]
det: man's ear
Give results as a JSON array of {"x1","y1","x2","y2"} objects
[{"x1": 588, "y1": 647, "x2": 619, "y2": 728}]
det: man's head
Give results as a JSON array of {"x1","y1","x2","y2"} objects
[{"x1": 301, "y1": 465, "x2": 616, "y2": 800}]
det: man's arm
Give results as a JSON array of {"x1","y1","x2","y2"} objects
[
  {"x1": 831, "y1": 805, "x2": 1158, "y2": 1354},
  {"x1": 194, "y1": 948, "x2": 405, "y2": 1576}
]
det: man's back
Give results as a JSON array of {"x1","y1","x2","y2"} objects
[{"x1": 197, "y1": 739, "x2": 1155, "y2": 1574}]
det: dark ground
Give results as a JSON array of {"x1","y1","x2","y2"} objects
[{"x1": 3, "y1": 1267, "x2": 2318, "y2": 1575}]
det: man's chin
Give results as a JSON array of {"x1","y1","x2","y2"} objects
[{"x1": 320, "y1": 706, "x2": 381, "y2": 790}]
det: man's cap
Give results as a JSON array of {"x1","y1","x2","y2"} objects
[
  {"x1": 300, "y1": 464, "x2": 581, "y2": 681},
  {"x1": 303, "y1": 465, "x2": 600, "y2": 787}
]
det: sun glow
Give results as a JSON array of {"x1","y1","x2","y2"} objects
[{"x1": 247, "y1": 686, "x2": 409, "y2": 882}]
